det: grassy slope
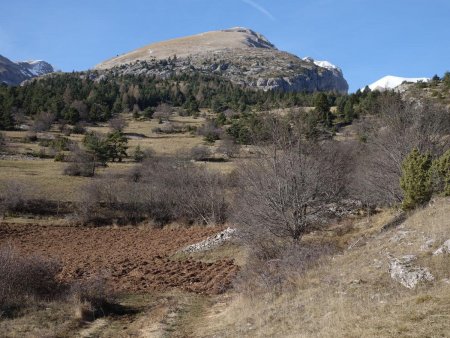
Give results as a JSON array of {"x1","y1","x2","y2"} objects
[
  {"x1": 0, "y1": 113, "x2": 237, "y2": 203},
  {"x1": 194, "y1": 198, "x2": 450, "y2": 337}
]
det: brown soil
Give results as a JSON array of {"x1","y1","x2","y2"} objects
[{"x1": 0, "y1": 224, "x2": 238, "y2": 294}]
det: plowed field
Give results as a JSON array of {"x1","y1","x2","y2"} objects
[{"x1": 0, "y1": 224, "x2": 238, "y2": 294}]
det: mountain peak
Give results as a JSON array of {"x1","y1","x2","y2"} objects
[
  {"x1": 96, "y1": 28, "x2": 278, "y2": 69},
  {"x1": 94, "y1": 28, "x2": 348, "y2": 94},
  {"x1": 0, "y1": 55, "x2": 53, "y2": 85}
]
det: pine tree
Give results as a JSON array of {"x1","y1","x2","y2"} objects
[
  {"x1": 432, "y1": 149, "x2": 450, "y2": 196},
  {"x1": 400, "y1": 148, "x2": 433, "y2": 210}
]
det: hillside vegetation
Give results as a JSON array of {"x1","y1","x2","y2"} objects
[{"x1": 0, "y1": 64, "x2": 449, "y2": 337}]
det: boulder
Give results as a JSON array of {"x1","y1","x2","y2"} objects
[
  {"x1": 433, "y1": 239, "x2": 450, "y2": 255},
  {"x1": 388, "y1": 255, "x2": 434, "y2": 289}
]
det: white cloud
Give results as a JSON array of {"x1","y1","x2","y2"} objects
[{"x1": 241, "y1": 0, "x2": 276, "y2": 21}]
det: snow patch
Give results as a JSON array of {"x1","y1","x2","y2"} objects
[
  {"x1": 302, "y1": 57, "x2": 341, "y2": 72},
  {"x1": 365, "y1": 75, "x2": 429, "y2": 91}
]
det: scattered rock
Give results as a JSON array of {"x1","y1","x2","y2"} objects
[
  {"x1": 388, "y1": 255, "x2": 434, "y2": 289},
  {"x1": 433, "y1": 239, "x2": 450, "y2": 255},
  {"x1": 420, "y1": 238, "x2": 436, "y2": 251},
  {"x1": 389, "y1": 230, "x2": 413, "y2": 243},
  {"x1": 180, "y1": 228, "x2": 236, "y2": 253}
]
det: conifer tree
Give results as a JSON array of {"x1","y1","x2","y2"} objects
[{"x1": 400, "y1": 148, "x2": 433, "y2": 210}]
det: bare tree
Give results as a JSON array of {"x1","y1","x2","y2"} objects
[
  {"x1": 31, "y1": 112, "x2": 55, "y2": 132},
  {"x1": 235, "y1": 138, "x2": 349, "y2": 243},
  {"x1": 108, "y1": 115, "x2": 128, "y2": 132},
  {"x1": 217, "y1": 137, "x2": 240, "y2": 158},
  {"x1": 153, "y1": 103, "x2": 173, "y2": 122},
  {"x1": 63, "y1": 144, "x2": 96, "y2": 177}
]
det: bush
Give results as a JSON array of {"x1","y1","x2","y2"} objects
[
  {"x1": 197, "y1": 120, "x2": 221, "y2": 143},
  {"x1": 38, "y1": 136, "x2": 72, "y2": 151},
  {"x1": 432, "y1": 149, "x2": 450, "y2": 196},
  {"x1": 0, "y1": 132, "x2": 5, "y2": 151},
  {"x1": 400, "y1": 148, "x2": 433, "y2": 210},
  {"x1": 31, "y1": 112, "x2": 56, "y2": 132},
  {"x1": 234, "y1": 243, "x2": 336, "y2": 296},
  {"x1": 0, "y1": 180, "x2": 29, "y2": 216},
  {"x1": 190, "y1": 146, "x2": 211, "y2": 161},
  {"x1": 0, "y1": 245, "x2": 62, "y2": 316},
  {"x1": 72, "y1": 123, "x2": 86, "y2": 134},
  {"x1": 70, "y1": 276, "x2": 117, "y2": 321},
  {"x1": 76, "y1": 158, "x2": 229, "y2": 226},
  {"x1": 54, "y1": 152, "x2": 65, "y2": 162},
  {"x1": 108, "y1": 115, "x2": 128, "y2": 132},
  {"x1": 63, "y1": 146, "x2": 96, "y2": 177}
]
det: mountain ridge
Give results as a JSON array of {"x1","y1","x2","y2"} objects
[
  {"x1": 95, "y1": 27, "x2": 349, "y2": 93},
  {"x1": 0, "y1": 54, "x2": 54, "y2": 85}
]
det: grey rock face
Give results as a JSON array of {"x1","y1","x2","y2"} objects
[
  {"x1": 0, "y1": 54, "x2": 53, "y2": 85},
  {"x1": 388, "y1": 255, "x2": 434, "y2": 289}
]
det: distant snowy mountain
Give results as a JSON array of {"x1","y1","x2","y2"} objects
[
  {"x1": 18, "y1": 60, "x2": 54, "y2": 77},
  {"x1": 0, "y1": 55, "x2": 54, "y2": 85},
  {"x1": 365, "y1": 75, "x2": 429, "y2": 91}
]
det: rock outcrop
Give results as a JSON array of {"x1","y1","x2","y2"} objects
[
  {"x1": 180, "y1": 228, "x2": 236, "y2": 253},
  {"x1": 433, "y1": 239, "x2": 450, "y2": 255},
  {"x1": 95, "y1": 27, "x2": 348, "y2": 93},
  {"x1": 0, "y1": 54, "x2": 54, "y2": 85},
  {"x1": 388, "y1": 255, "x2": 434, "y2": 289}
]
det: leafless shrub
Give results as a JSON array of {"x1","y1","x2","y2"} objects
[
  {"x1": 217, "y1": 137, "x2": 240, "y2": 158},
  {"x1": 153, "y1": 103, "x2": 173, "y2": 122},
  {"x1": 31, "y1": 112, "x2": 55, "y2": 132},
  {"x1": 70, "y1": 276, "x2": 117, "y2": 321},
  {"x1": 77, "y1": 158, "x2": 229, "y2": 226},
  {"x1": 108, "y1": 115, "x2": 128, "y2": 132},
  {"x1": 190, "y1": 145, "x2": 211, "y2": 161},
  {"x1": 63, "y1": 144, "x2": 95, "y2": 177},
  {"x1": 0, "y1": 180, "x2": 29, "y2": 216},
  {"x1": 70, "y1": 100, "x2": 88, "y2": 120},
  {"x1": 234, "y1": 242, "x2": 336, "y2": 297},
  {"x1": 352, "y1": 96, "x2": 450, "y2": 205},
  {"x1": 0, "y1": 245, "x2": 62, "y2": 316},
  {"x1": 197, "y1": 119, "x2": 222, "y2": 142}
]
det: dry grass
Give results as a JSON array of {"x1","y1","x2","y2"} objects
[
  {"x1": 194, "y1": 198, "x2": 450, "y2": 337},
  {"x1": 0, "y1": 159, "x2": 85, "y2": 202},
  {"x1": 0, "y1": 113, "x2": 237, "y2": 205}
]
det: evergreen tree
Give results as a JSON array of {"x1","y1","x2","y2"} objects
[
  {"x1": 400, "y1": 148, "x2": 433, "y2": 210},
  {"x1": 83, "y1": 132, "x2": 108, "y2": 166},
  {"x1": 133, "y1": 145, "x2": 145, "y2": 162},
  {"x1": 314, "y1": 92, "x2": 332, "y2": 126},
  {"x1": 105, "y1": 131, "x2": 128, "y2": 162},
  {"x1": 432, "y1": 149, "x2": 450, "y2": 196}
]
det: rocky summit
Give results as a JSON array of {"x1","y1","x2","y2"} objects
[
  {"x1": 0, "y1": 55, "x2": 54, "y2": 85},
  {"x1": 95, "y1": 27, "x2": 349, "y2": 93}
]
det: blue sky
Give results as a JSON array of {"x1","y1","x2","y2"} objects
[{"x1": 1, "y1": 0, "x2": 449, "y2": 92}]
